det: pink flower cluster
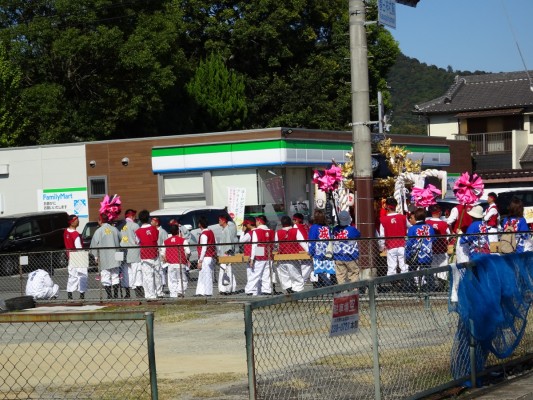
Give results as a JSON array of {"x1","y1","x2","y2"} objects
[
  {"x1": 411, "y1": 184, "x2": 441, "y2": 207},
  {"x1": 99, "y1": 194, "x2": 122, "y2": 222},
  {"x1": 312, "y1": 164, "x2": 342, "y2": 192},
  {"x1": 453, "y1": 172, "x2": 484, "y2": 205}
]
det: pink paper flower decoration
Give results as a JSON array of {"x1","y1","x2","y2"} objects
[
  {"x1": 312, "y1": 164, "x2": 342, "y2": 192},
  {"x1": 453, "y1": 172, "x2": 484, "y2": 205},
  {"x1": 99, "y1": 194, "x2": 122, "y2": 221},
  {"x1": 411, "y1": 184, "x2": 442, "y2": 208}
]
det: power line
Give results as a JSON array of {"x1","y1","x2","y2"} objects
[{"x1": 500, "y1": 0, "x2": 533, "y2": 91}]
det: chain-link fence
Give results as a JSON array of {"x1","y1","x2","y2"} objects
[
  {"x1": 243, "y1": 264, "x2": 533, "y2": 400},
  {"x1": 0, "y1": 231, "x2": 524, "y2": 301},
  {"x1": 0, "y1": 311, "x2": 157, "y2": 399}
]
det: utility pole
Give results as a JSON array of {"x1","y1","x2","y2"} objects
[{"x1": 349, "y1": 0, "x2": 375, "y2": 255}]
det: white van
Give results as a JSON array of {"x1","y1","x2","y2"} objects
[{"x1": 150, "y1": 206, "x2": 232, "y2": 267}]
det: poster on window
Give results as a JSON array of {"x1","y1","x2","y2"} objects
[
  {"x1": 227, "y1": 187, "x2": 246, "y2": 234},
  {"x1": 264, "y1": 176, "x2": 285, "y2": 205},
  {"x1": 330, "y1": 290, "x2": 359, "y2": 337}
]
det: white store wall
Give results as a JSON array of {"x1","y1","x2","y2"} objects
[{"x1": 0, "y1": 144, "x2": 88, "y2": 224}]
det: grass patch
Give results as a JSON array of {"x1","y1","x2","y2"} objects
[
  {"x1": 100, "y1": 302, "x2": 243, "y2": 324},
  {"x1": 31, "y1": 373, "x2": 246, "y2": 400},
  {"x1": 272, "y1": 378, "x2": 308, "y2": 390}
]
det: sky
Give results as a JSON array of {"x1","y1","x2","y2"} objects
[{"x1": 388, "y1": 0, "x2": 533, "y2": 73}]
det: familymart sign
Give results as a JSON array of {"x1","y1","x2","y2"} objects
[{"x1": 151, "y1": 139, "x2": 450, "y2": 173}]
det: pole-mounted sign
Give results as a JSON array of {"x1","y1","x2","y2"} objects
[{"x1": 378, "y1": 0, "x2": 396, "y2": 29}]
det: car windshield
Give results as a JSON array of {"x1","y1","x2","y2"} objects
[{"x1": 0, "y1": 219, "x2": 15, "y2": 241}]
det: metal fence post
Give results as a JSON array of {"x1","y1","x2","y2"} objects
[
  {"x1": 469, "y1": 318, "x2": 477, "y2": 388},
  {"x1": 145, "y1": 311, "x2": 158, "y2": 400},
  {"x1": 369, "y1": 280, "x2": 382, "y2": 400},
  {"x1": 244, "y1": 302, "x2": 257, "y2": 400}
]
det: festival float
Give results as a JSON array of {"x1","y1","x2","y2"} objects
[{"x1": 312, "y1": 138, "x2": 448, "y2": 223}]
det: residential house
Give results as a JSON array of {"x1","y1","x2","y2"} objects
[{"x1": 413, "y1": 71, "x2": 533, "y2": 184}]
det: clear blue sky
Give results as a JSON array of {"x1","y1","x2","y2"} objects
[{"x1": 388, "y1": 0, "x2": 533, "y2": 73}]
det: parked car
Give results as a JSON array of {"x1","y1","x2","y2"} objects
[
  {"x1": 436, "y1": 198, "x2": 488, "y2": 220},
  {"x1": 494, "y1": 190, "x2": 533, "y2": 219},
  {"x1": 150, "y1": 206, "x2": 232, "y2": 267},
  {"x1": 81, "y1": 219, "x2": 125, "y2": 270},
  {"x1": 81, "y1": 219, "x2": 126, "y2": 248},
  {"x1": 0, "y1": 211, "x2": 69, "y2": 275}
]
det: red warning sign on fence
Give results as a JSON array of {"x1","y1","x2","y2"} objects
[{"x1": 330, "y1": 291, "x2": 359, "y2": 337}]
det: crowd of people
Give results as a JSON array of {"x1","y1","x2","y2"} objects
[
  {"x1": 24, "y1": 192, "x2": 532, "y2": 300},
  {"x1": 379, "y1": 193, "x2": 531, "y2": 292}
]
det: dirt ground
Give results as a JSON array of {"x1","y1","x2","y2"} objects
[
  {"x1": 2, "y1": 300, "x2": 250, "y2": 400},
  {"x1": 134, "y1": 300, "x2": 251, "y2": 400}
]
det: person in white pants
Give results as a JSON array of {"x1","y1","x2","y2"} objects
[
  {"x1": 246, "y1": 215, "x2": 274, "y2": 296},
  {"x1": 195, "y1": 216, "x2": 217, "y2": 297},
  {"x1": 151, "y1": 217, "x2": 168, "y2": 296},
  {"x1": 135, "y1": 210, "x2": 160, "y2": 300},
  {"x1": 217, "y1": 215, "x2": 238, "y2": 295},
  {"x1": 483, "y1": 192, "x2": 500, "y2": 244},
  {"x1": 25, "y1": 269, "x2": 59, "y2": 300},
  {"x1": 63, "y1": 215, "x2": 87, "y2": 300},
  {"x1": 275, "y1": 215, "x2": 305, "y2": 294},
  {"x1": 90, "y1": 213, "x2": 121, "y2": 299},
  {"x1": 161, "y1": 220, "x2": 190, "y2": 298},
  {"x1": 120, "y1": 209, "x2": 142, "y2": 298}
]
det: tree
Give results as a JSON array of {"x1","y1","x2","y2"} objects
[
  {"x1": 0, "y1": 0, "x2": 187, "y2": 144},
  {"x1": 0, "y1": 44, "x2": 26, "y2": 146},
  {"x1": 0, "y1": 0, "x2": 402, "y2": 145},
  {"x1": 186, "y1": 53, "x2": 247, "y2": 131}
]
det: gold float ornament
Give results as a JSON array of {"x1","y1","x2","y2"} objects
[{"x1": 340, "y1": 139, "x2": 422, "y2": 198}]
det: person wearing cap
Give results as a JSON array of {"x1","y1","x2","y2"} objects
[
  {"x1": 120, "y1": 209, "x2": 142, "y2": 298},
  {"x1": 161, "y1": 219, "x2": 190, "y2": 298},
  {"x1": 483, "y1": 192, "x2": 500, "y2": 243},
  {"x1": 275, "y1": 215, "x2": 305, "y2": 294},
  {"x1": 332, "y1": 210, "x2": 361, "y2": 284},
  {"x1": 135, "y1": 209, "x2": 160, "y2": 300},
  {"x1": 378, "y1": 198, "x2": 408, "y2": 277},
  {"x1": 63, "y1": 214, "x2": 87, "y2": 300},
  {"x1": 217, "y1": 214, "x2": 238, "y2": 295},
  {"x1": 291, "y1": 212, "x2": 312, "y2": 284},
  {"x1": 426, "y1": 204, "x2": 451, "y2": 281},
  {"x1": 195, "y1": 216, "x2": 217, "y2": 296},
  {"x1": 500, "y1": 197, "x2": 530, "y2": 253},
  {"x1": 406, "y1": 208, "x2": 436, "y2": 291},
  {"x1": 246, "y1": 215, "x2": 275, "y2": 295},
  {"x1": 308, "y1": 209, "x2": 335, "y2": 288},
  {"x1": 459, "y1": 205, "x2": 491, "y2": 260},
  {"x1": 90, "y1": 213, "x2": 121, "y2": 299},
  {"x1": 151, "y1": 217, "x2": 169, "y2": 297}
]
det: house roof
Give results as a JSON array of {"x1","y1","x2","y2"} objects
[
  {"x1": 413, "y1": 71, "x2": 533, "y2": 115},
  {"x1": 520, "y1": 145, "x2": 533, "y2": 163}
]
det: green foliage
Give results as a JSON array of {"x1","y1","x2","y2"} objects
[
  {"x1": 0, "y1": 45, "x2": 26, "y2": 146},
  {"x1": 386, "y1": 53, "x2": 487, "y2": 134},
  {"x1": 186, "y1": 53, "x2": 247, "y2": 131},
  {"x1": 0, "y1": 0, "x2": 466, "y2": 146}
]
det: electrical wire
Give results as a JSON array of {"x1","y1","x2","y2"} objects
[{"x1": 500, "y1": 0, "x2": 533, "y2": 91}]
